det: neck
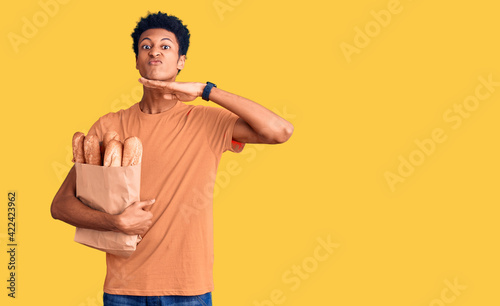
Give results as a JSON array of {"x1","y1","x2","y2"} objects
[{"x1": 139, "y1": 86, "x2": 177, "y2": 114}]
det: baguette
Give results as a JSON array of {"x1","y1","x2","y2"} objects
[
  {"x1": 122, "y1": 136, "x2": 143, "y2": 166},
  {"x1": 72, "y1": 132, "x2": 85, "y2": 163},
  {"x1": 103, "y1": 131, "x2": 120, "y2": 151},
  {"x1": 103, "y1": 139, "x2": 123, "y2": 167},
  {"x1": 84, "y1": 135, "x2": 102, "y2": 165}
]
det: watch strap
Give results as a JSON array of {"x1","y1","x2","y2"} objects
[{"x1": 202, "y1": 82, "x2": 217, "y2": 101}]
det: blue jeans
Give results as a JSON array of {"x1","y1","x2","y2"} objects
[{"x1": 103, "y1": 292, "x2": 212, "y2": 306}]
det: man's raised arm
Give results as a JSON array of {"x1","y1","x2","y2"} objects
[
  {"x1": 208, "y1": 87, "x2": 294, "y2": 144},
  {"x1": 138, "y1": 78, "x2": 294, "y2": 144}
]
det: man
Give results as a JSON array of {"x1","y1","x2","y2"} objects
[{"x1": 51, "y1": 11, "x2": 293, "y2": 306}]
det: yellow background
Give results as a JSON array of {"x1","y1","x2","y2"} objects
[{"x1": 1, "y1": 0, "x2": 499, "y2": 305}]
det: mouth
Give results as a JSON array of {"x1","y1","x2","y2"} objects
[{"x1": 149, "y1": 60, "x2": 162, "y2": 65}]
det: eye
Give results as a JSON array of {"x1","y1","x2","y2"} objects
[
  {"x1": 141, "y1": 45, "x2": 151, "y2": 50},
  {"x1": 162, "y1": 45, "x2": 171, "y2": 50}
]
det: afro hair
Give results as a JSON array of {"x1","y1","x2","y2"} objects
[{"x1": 131, "y1": 11, "x2": 190, "y2": 58}]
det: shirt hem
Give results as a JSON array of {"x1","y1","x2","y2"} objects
[{"x1": 103, "y1": 285, "x2": 214, "y2": 296}]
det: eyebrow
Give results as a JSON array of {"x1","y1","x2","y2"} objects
[{"x1": 140, "y1": 37, "x2": 173, "y2": 43}]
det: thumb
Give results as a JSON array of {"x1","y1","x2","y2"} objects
[{"x1": 141, "y1": 199, "x2": 155, "y2": 211}]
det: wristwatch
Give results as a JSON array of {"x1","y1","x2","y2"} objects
[{"x1": 202, "y1": 82, "x2": 217, "y2": 101}]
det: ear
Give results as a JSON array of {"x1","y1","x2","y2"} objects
[{"x1": 177, "y1": 55, "x2": 186, "y2": 71}]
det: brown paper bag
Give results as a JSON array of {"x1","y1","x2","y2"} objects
[{"x1": 74, "y1": 162, "x2": 142, "y2": 258}]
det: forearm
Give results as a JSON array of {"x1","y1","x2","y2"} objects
[
  {"x1": 51, "y1": 166, "x2": 119, "y2": 232},
  {"x1": 51, "y1": 194, "x2": 118, "y2": 232},
  {"x1": 208, "y1": 87, "x2": 294, "y2": 143},
  {"x1": 137, "y1": 78, "x2": 294, "y2": 143}
]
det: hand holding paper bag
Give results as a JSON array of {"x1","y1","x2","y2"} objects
[
  {"x1": 114, "y1": 199, "x2": 155, "y2": 235},
  {"x1": 72, "y1": 131, "x2": 147, "y2": 257}
]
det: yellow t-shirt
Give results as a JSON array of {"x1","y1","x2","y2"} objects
[{"x1": 88, "y1": 101, "x2": 243, "y2": 296}]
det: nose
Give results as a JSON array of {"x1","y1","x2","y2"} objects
[{"x1": 149, "y1": 47, "x2": 160, "y2": 57}]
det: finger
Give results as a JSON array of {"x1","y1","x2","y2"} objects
[
  {"x1": 139, "y1": 77, "x2": 172, "y2": 89},
  {"x1": 142, "y1": 199, "x2": 155, "y2": 211},
  {"x1": 137, "y1": 198, "x2": 155, "y2": 208},
  {"x1": 138, "y1": 78, "x2": 160, "y2": 89}
]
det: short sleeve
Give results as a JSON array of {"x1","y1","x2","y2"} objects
[
  {"x1": 202, "y1": 106, "x2": 245, "y2": 154},
  {"x1": 86, "y1": 118, "x2": 103, "y2": 141}
]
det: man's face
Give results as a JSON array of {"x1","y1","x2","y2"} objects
[{"x1": 135, "y1": 28, "x2": 185, "y2": 81}]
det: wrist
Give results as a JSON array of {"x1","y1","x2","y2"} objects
[
  {"x1": 199, "y1": 82, "x2": 205, "y2": 96},
  {"x1": 106, "y1": 213, "x2": 121, "y2": 232},
  {"x1": 202, "y1": 82, "x2": 217, "y2": 101}
]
